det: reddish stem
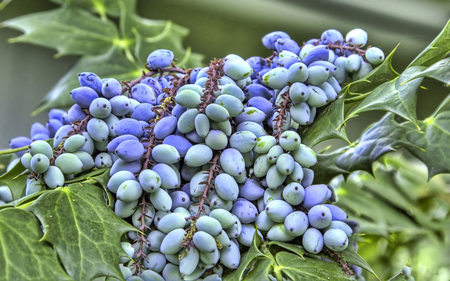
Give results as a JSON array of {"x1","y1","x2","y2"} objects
[
  {"x1": 50, "y1": 113, "x2": 91, "y2": 165},
  {"x1": 181, "y1": 153, "x2": 220, "y2": 249},
  {"x1": 198, "y1": 59, "x2": 225, "y2": 113},
  {"x1": 133, "y1": 196, "x2": 149, "y2": 274},
  {"x1": 273, "y1": 91, "x2": 291, "y2": 140},
  {"x1": 326, "y1": 249, "x2": 354, "y2": 276},
  {"x1": 194, "y1": 153, "x2": 221, "y2": 219}
]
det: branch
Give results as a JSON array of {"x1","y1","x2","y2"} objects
[
  {"x1": 310, "y1": 41, "x2": 368, "y2": 57},
  {"x1": 121, "y1": 64, "x2": 186, "y2": 95},
  {"x1": 198, "y1": 58, "x2": 225, "y2": 113},
  {"x1": 326, "y1": 249, "x2": 354, "y2": 276},
  {"x1": 132, "y1": 196, "x2": 150, "y2": 275},
  {"x1": 181, "y1": 153, "x2": 220, "y2": 249},
  {"x1": 141, "y1": 70, "x2": 191, "y2": 170},
  {"x1": 273, "y1": 90, "x2": 291, "y2": 140}
]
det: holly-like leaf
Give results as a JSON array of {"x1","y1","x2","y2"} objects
[
  {"x1": 34, "y1": 46, "x2": 141, "y2": 114},
  {"x1": 275, "y1": 251, "x2": 353, "y2": 281},
  {"x1": 302, "y1": 95, "x2": 349, "y2": 147},
  {"x1": 345, "y1": 45, "x2": 399, "y2": 96},
  {"x1": 3, "y1": 7, "x2": 118, "y2": 57},
  {"x1": 405, "y1": 57, "x2": 450, "y2": 87},
  {"x1": 0, "y1": 208, "x2": 73, "y2": 281},
  {"x1": 243, "y1": 257, "x2": 274, "y2": 281},
  {"x1": 266, "y1": 240, "x2": 305, "y2": 258},
  {"x1": 48, "y1": 0, "x2": 131, "y2": 18},
  {"x1": 27, "y1": 183, "x2": 135, "y2": 281},
  {"x1": 409, "y1": 20, "x2": 450, "y2": 68},
  {"x1": 0, "y1": 161, "x2": 27, "y2": 200},
  {"x1": 64, "y1": 168, "x2": 108, "y2": 185},
  {"x1": 336, "y1": 114, "x2": 408, "y2": 172},
  {"x1": 120, "y1": 12, "x2": 203, "y2": 68},
  {"x1": 346, "y1": 66, "x2": 424, "y2": 125},
  {"x1": 312, "y1": 148, "x2": 350, "y2": 183},
  {"x1": 337, "y1": 171, "x2": 418, "y2": 234},
  {"x1": 403, "y1": 95, "x2": 450, "y2": 178}
]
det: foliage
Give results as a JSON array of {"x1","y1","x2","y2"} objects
[
  {"x1": 2, "y1": 0, "x2": 203, "y2": 115},
  {"x1": 0, "y1": 1, "x2": 449, "y2": 280},
  {"x1": 334, "y1": 153, "x2": 450, "y2": 281},
  {"x1": 302, "y1": 20, "x2": 450, "y2": 182}
]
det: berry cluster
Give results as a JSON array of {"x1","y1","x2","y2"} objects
[{"x1": 4, "y1": 28, "x2": 384, "y2": 281}]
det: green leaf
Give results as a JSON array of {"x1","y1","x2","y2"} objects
[
  {"x1": 49, "y1": 0, "x2": 130, "y2": 18},
  {"x1": 0, "y1": 145, "x2": 30, "y2": 155},
  {"x1": 339, "y1": 236, "x2": 378, "y2": 279},
  {"x1": 409, "y1": 20, "x2": 450, "y2": 67},
  {"x1": 0, "y1": 161, "x2": 27, "y2": 200},
  {"x1": 243, "y1": 257, "x2": 274, "y2": 281},
  {"x1": 337, "y1": 173, "x2": 419, "y2": 234},
  {"x1": 346, "y1": 66, "x2": 424, "y2": 125},
  {"x1": 302, "y1": 95, "x2": 349, "y2": 147},
  {"x1": 0, "y1": 154, "x2": 14, "y2": 175},
  {"x1": 27, "y1": 183, "x2": 135, "y2": 281},
  {"x1": 0, "y1": 208, "x2": 73, "y2": 281},
  {"x1": 3, "y1": 7, "x2": 118, "y2": 57},
  {"x1": 403, "y1": 95, "x2": 450, "y2": 178},
  {"x1": 120, "y1": 12, "x2": 203, "y2": 68},
  {"x1": 64, "y1": 168, "x2": 108, "y2": 185},
  {"x1": 224, "y1": 232, "x2": 267, "y2": 281},
  {"x1": 405, "y1": 57, "x2": 450, "y2": 86},
  {"x1": 275, "y1": 251, "x2": 353, "y2": 281},
  {"x1": 34, "y1": 46, "x2": 140, "y2": 114},
  {"x1": 0, "y1": 0, "x2": 12, "y2": 11},
  {"x1": 266, "y1": 240, "x2": 305, "y2": 258},
  {"x1": 312, "y1": 148, "x2": 350, "y2": 183},
  {"x1": 336, "y1": 114, "x2": 408, "y2": 172},
  {"x1": 345, "y1": 45, "x2": 399, "y2": 96}
]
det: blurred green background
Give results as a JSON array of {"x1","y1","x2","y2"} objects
[{"x1": 0, "y1": 0, "x2": 448, "y2": 148}]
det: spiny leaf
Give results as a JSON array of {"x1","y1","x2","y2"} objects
[
  {"x1": 336, "y1": 114, "x2": 409, "y2": 172},
  {"x1": 3, "y1": 7, "x2": 118, "y2": 57},
  {"x1": 243, "y1": 257, "x2": 274, "y2": 281},
  {"x1": 275, "y1": 251, "x2": 353, "y2": 281},
  {"x1": 0, "y1": 208, "x2": 73, "y2": 281},
  {"x1": 337, "y1": 170, "x2": 418, "y2": 233},
  {"x1": 27, "y1": 183, "x2": 135, "y2": 281},
  {"x1": 346, "y1": 66, "x2": 424, "y2": 125},
  {"x1": 312, "y1": 148, "x2": 350, "y2": 183},
  {"x1": 405, "y1": 57, "x2": 450, "y2": 86},
  {"x1": 265, "y1": 240, "x2": 305, "y2": 258},
  {"x1": 403, "y1": 95, "x2": 450, "y2": 178},
  {"x1": 48, "y1": 0, "x2": 132, "y2": 18},
  {"x1": 33, "y1": 46, "x2": 141, "y2": 115},
  {"x1": 64, "y1": 168, "x2": 108, "y2": 185},
  {"x1": 120, "y1": 12, "x2": 203, "y2": 68},
  {"x1": 0, "y1": 161, "x2": 27, "y2": 200},
  {"x1": 302, "y1": 95, "x2": 349, "y2": 147},
  {"x1": 409, "y1": 20, "x2": 450, "y2": 68},
  {"x1": 345, "y1": 45, "x2": 399, "y2": 96}
]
